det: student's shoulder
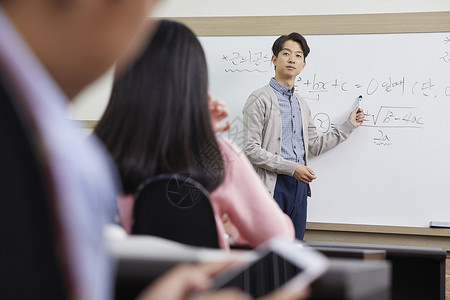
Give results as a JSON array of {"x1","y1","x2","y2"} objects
[
  {"x1": 215, "y1": 137, "x2": 242, "y2": 157},
  {"x1": 215, "y1": 137, "x2": 253, "y2": 175}
]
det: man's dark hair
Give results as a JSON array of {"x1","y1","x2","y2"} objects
[{"x1": 272, "y1": 32, "x2": 310, "y2": 59}]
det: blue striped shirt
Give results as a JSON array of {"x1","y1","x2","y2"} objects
[{"x1": 270, "y1": 78, "x2": 305, "y2": 165}]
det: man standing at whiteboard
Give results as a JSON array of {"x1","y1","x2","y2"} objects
[{"x1": 242, "y1": 33, "x2": 364, "y2": 240}]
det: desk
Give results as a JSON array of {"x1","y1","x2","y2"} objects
[
  {"x1": 313, "y1": 247, "x2": 386, "y2": 261},
  {"x1": 311, "y1": 258, "x2": 391, "y2": 300},
  {"x1": 306, "y1": 240, "x2": 446, "y2": 300}
]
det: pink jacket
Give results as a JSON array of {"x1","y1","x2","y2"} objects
[{"x1": 117, "y1": 138, "x2": 295, "y2": 249}]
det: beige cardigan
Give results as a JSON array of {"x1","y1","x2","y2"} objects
[{"x1": 242, "y1": 84, "x2": 356, "y2": 196}]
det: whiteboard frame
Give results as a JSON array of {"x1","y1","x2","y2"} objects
[{"x1": 169, "y1": 12, "x2": 450, "y2": 36}]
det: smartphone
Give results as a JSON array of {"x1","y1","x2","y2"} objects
[{"x1": 212, "y1": 238, "x2": 328, "y2": 298}]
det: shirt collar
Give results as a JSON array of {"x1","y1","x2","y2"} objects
[{"x1": 270, "y1": 77, "x2": 295, "y2": 96}]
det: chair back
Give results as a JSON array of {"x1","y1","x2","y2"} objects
[{"x1": 132, "y1": 174, "x2": 220, "y2": 248}]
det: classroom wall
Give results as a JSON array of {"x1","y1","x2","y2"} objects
[
  {"x1": 69, "y1": 0, "x2": 450, "y2": 120},
  {"x1": 153, "y1": 0, "x2": 450, "y2": 17}
]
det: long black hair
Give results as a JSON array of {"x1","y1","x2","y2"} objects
[{"x1": 95, "y1": 20, "x2": 224, "y2": 194}]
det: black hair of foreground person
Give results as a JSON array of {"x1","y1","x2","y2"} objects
[{"x1": 95, "y1": 20, "x2": 224, "y2": 194}]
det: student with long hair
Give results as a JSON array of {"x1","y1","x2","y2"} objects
[{"x1": 95, "y1": 20, "x2": 294, "y2": 249}]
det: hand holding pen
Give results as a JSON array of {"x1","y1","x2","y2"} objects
[{"x1": 349, "y1": 95, "x2": 365, "y2": 127}]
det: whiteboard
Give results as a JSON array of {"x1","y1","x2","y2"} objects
[{"x1": 199, "y1": 32, "x2": 450, "y2": 227}]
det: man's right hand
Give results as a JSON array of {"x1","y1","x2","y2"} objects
[{"x1": 293, "y1": 164, "x2": 317, "y2": 184}]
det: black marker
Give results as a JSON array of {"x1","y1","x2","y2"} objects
[{"x1": 357, "y1": 95, "x2": 362, "y2": 113}]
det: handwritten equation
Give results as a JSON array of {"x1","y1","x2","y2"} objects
[
  {"x1": 362, "y1": 106, "x2": 424, "y2": 129},
  {"x1": 221, "y1": 50, "x2": 272, "y2": 73},
  {"x1": 313, "y1": 106, "x2": 424, "y2": 147},
  {"x1": 295, "y1": 74, "x2": 449, "y2": 101},
  {"x1": 440, "y1": 36, "x2": 450, "y2": 64},
  {"x1": 373, "y1": 130, "x2": 392, "y2": 146},
  {"x1": 313, "y1": 106, "x2": 424, "y2": 133}
]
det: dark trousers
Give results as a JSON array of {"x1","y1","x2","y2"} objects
[{"x1": 273, "y1": 174, "x2": 308, "y2": 240}]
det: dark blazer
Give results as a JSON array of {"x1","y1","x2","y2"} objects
[{"x1": 0, "y1": 71, "x2": 68, "y2": 299}]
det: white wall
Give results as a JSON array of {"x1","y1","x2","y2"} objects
[
  {"x1": 69, "y1": 0, "x2": 450, "y2": 122},
  {"x1": 153, "y1": 0, "x2": 450, "y2": 17}
]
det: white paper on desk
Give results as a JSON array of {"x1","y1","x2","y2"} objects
[{"x1": 106, "y1": 228, "x2": 256, "y2": 263}]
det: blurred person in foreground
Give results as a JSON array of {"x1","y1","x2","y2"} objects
[{"x1": 0, "y1": 0, "x2": 308, "y2": 299}]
